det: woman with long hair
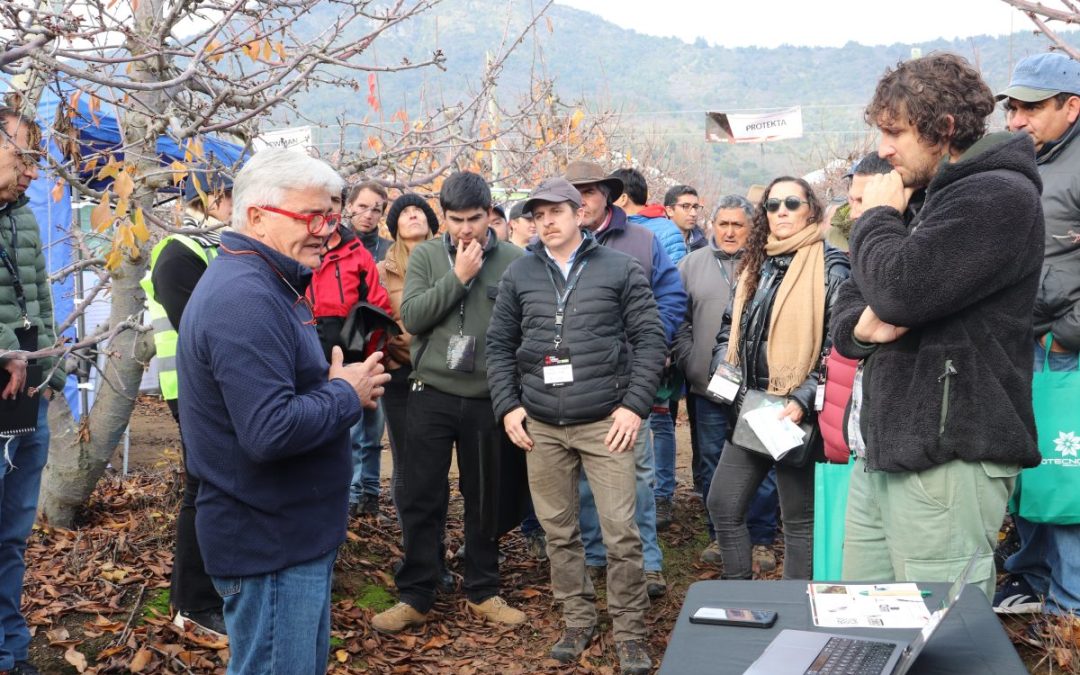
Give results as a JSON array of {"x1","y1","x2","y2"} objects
[
  {"x1": 378, "y1": 193, "x2": 439, "y2": 468},
  {"x1": 705, "y1": 176, "x2": 850, "y2": 580}
]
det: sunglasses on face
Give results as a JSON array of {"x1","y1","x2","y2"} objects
[{"x1": 764, "y1": 196, "x2": 809, "y2": 213}]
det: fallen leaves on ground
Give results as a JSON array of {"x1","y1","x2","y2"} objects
[{"x1": 21, "y1": 457, "x2": 699, "y2": 673}]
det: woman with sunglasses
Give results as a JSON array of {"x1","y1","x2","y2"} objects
[{"x1": 705, "y1": 176, "x2": 850, "y2": 580}]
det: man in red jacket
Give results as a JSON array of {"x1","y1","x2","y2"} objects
[{"x1": 309, "y1": 194, "x2": 393, "y2": 517}]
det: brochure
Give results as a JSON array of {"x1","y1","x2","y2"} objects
[
  {"x1": 808, "y1": 583, "x2": 933, "y2": 629},
  {"x1": 742, "y1": 403, "x2": 806, "y2": 460}
]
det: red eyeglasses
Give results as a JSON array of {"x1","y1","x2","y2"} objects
[{"x1": 257, "y1": 205, "x2": 341, "y2": 235}]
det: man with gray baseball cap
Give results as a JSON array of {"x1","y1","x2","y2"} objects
[
  {"x1": 563, "y1": 160, "x2": 686, "y2": 600},
  {"x1": 487, "y1": 177, "x2": 665, "y2": 674},
  {"x1": 994, "y1": 52, "x2": 1080, "y2": 619}
]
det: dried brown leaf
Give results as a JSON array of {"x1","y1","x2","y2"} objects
[{"x1": 128, "y1": 647, "x2": 152, "y2": 672}]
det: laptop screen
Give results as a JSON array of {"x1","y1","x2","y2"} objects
[{"x1": 892, "y1": 552, "x2": 982, "y2": 675}]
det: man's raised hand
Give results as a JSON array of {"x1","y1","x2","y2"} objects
[
  {"x1": 453, "y1": 239, "x2": 483, "y2": 285},
  {"x1": 329, "y1": 346, "x2": 391, "y2": 409}
]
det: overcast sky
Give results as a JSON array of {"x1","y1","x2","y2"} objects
[{"x1": 555, "y1": 0, "x2": 1062, "y2": 49}]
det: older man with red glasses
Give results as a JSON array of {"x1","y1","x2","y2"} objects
[{"x1": 177, "y1": 148, "x2": 390, "y2": 675}]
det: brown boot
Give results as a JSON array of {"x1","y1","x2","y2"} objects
[
  {"x1": 371, "y1": 602, "x2": 428, "y2": 634},
  {"x1": 466, "y1": 595, "x2": 526, "y2": 626}
]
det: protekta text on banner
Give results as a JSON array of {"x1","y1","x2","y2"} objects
[{"x1": 705, "y1": 107, "x2": 804, "y2": 143}]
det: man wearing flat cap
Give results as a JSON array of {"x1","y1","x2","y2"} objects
[
  {"x1": 486, "y1": 177, "x2": 665, "y2": 674},
  {"x1": 562, "y1": 160, "x2": 686, "y2": 599},
  {"x1": 995, "y1": 52, "x2": 1080, "y2": 619}
]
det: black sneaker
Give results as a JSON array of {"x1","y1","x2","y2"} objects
[
  {"x1": 615, "y1": 638, "x2": 652, "y2": 674},
  {"x1": 645, "y1": 571, "x2": 667, "y2": 599},
  {"x1": 993, "y1": 575, "x2": 1043, "y2": 614},
  {"x1": 655, "y1": 498, "x2": 673, "y2": 532},
  {"x1": 550, "y1": 625, "x2": 597, "y2": 663},
  {"x1": 173, "y1": 608, "x2": 228, "y2": 638},
  {"x1": 11, "y1": 662, "x2": 41, "y2": 675}
]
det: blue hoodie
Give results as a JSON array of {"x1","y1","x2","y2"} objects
[{"x1": 178, "y1": 231, "x2": 363, "y2": 577}]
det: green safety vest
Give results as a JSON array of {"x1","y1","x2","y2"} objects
[{"x1": 140, "y1": 235, "x2": 217, "y2": 400}]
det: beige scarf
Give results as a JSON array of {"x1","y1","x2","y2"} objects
[{"x1": 725, "y1": 225, "x2": 825, "y2": 395}]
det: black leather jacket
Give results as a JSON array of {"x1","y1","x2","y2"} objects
[{"x1": 711, "y1": 244, "x2": 850, "y2": 417}]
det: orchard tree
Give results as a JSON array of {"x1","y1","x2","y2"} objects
[
  {"x1": 0, "y1": 0, "x2": 612, "y2": 526},
  {"x1": 1001, "y1": 0, "x2": 1080, "y2": 59}
]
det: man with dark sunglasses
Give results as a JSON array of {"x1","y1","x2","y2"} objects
[
  {"x1": 831, "y1": 53, "x2": 1044, "y2": 600},
  {"x1": 177, "y1": 148, "x2": 390, "y2": 674}
]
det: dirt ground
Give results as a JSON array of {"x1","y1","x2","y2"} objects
[{"x1": 26, "y1": 396, "x2": 1072, "y2": 673}]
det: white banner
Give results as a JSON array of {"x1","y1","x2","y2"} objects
[
  {"x1": 254, "y1": 126, "x2": 318, "y2": 153},
  {"x1": 706, "y1": 107, "x2": 804, "y2": 144}
]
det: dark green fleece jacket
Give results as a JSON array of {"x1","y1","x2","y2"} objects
[{"x1": 401, "y1": 231, "x2": 523, "y2": 398}]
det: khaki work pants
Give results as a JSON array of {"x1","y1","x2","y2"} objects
[{"x1": 526, "y1": 417, "x2": 649, "y2": 641}]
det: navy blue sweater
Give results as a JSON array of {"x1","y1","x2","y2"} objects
[{"x1": 178, "y1": 231, "x2": 363, "y2": 577}]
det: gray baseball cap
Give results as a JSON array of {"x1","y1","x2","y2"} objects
[
  {"x1": 508, "y1": 200, "x2": 531, "y2": 220},
  {"x1": 523, "y1": 177, "x2": 582, "y2": 215},
  {"x1": 996, "y1": 52, "x2": 1080, "y2": 102}
]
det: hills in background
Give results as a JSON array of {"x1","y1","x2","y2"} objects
[{"x1": 288, "y1": 0, "x2": 1068, "y2": 194}]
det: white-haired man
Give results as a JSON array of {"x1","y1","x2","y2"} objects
[{"x1": 177, "y1": 148, "x2": 390, "y2": 674}]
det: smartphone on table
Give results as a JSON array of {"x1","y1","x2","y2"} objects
[{"x1": 689, "y1": 607, "x2": 777, "y2": 628}]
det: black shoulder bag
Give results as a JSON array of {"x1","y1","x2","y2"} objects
[{"x1": 0, "y1": 222, "x2": 43, "y2": 437}]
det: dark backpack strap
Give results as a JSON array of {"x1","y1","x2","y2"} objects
[{"x1": 0, "y1": 217, "x2": 29, "y2": 329}]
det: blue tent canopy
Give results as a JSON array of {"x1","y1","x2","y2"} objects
[{"x1": 21, "y1": 86, "x2": 246, "y2": 417}]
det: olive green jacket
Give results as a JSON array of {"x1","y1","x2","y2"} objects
[{"x1": 0, "y1": 195, "x2": 64, "y2": 390}]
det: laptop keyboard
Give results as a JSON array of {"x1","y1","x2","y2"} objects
[{"x1": 804, "y1": 637, "x2": 895, "y2": 675}]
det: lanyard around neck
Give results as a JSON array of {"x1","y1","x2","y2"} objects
[{"x1": 545, "y1": 258, "x2": 589, "y2": 348}]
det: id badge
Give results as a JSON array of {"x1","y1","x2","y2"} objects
[
  {"x1": 447, "y1": 334, "x2": 477, "y2": 372},
  {"x1": 543, "y1": 348, "x2": 574, "y2": 387},
  {"x1": 707, "y1": 362, "x2": 741, "y2": 403},
  {"x1": 815, "y1": 383, "x2": 825, "y2": 412}
]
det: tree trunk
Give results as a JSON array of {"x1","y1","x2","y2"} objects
[{"x1": 38, "y1": 0, "x2": 168, "y2": 527}]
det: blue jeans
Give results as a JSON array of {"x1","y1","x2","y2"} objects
[
  {"x1": 580, "y1": 431, "x2": 663, "y2": 572},
  {"x1": 1005, "y1": 341, "x2": 1080, "y2": 614},
  {"x1": 694, "y1": 396, "x2": 778, "y2": 543},
  {"x1": 349, "y1": 402, "x2": 385, "y2": 503},
  {"x1": 650, "y1": 405, "x2": 676, "y2": 501},
  {"x1": 0, "y1": 399, "x2": 49, "y2": 671},
  {"x1": 211, "y1": 548, "x2": 337, "y2": 675}
]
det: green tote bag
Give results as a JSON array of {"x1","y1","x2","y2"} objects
[{"x1": 1015, "y1": 335, "x2": 1080, "y2": 524}]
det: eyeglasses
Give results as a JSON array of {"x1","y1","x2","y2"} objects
[
  {"x1": 675, "y1": 202, "x2": 704, "y2": 212},
  {"x1": 764, "y1": 197, "x2": 809, "y2": 213},
  {"x1": 257, "y1": 205, "x2": 340, "y2": 235}
]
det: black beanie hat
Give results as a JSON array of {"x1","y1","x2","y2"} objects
[{"x1": 387, "y1": 193, "x2": 439, "y2": 239}]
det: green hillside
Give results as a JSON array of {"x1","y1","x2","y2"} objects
[{"x1": 286, "y1": 0, "x2": 1071, "y2": 194}]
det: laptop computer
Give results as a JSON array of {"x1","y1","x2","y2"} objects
[{"x1": 743, "y1": 552, "x2": 981, "y2": 675}]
